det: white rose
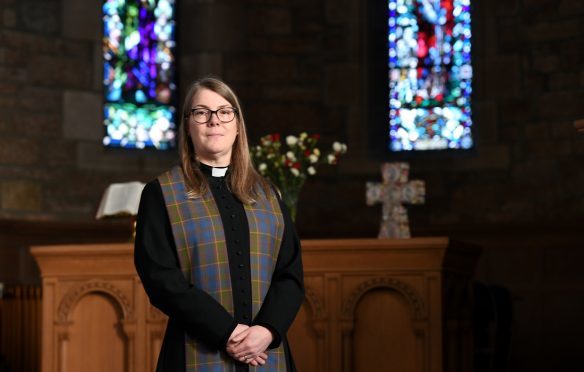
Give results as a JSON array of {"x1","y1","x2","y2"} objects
[
  {"x1": 286, "y1": 151, "x2": 296, "y2": 161},
  {"x1": 299, "y1": 132, "x2": 308, "y2": 140},
  {"x1": 333, "y1": 141, "x2": 342, "y2": 153},
  {"x1": 290, "y1": 168, "x2": 300, "y2": 177},
  {"x1": 341, "y1": 144, "x2": 348, "y2": 153},
  {"x1": 327, "y1": 154, "x2": 336, "y2": 164},
  {"x1": 286, "y1": 135, "x2": 298, "y2": 146},
  {"x1": 258, "y1": 163, "x2": 267, "y2": 173},
  {"x1": 313, "y1": 148, "x2": 320, "y2": 156},
  {"x1": 307, "y1": 166, "x2": 316, "y2": 175},
  {"x1": 308, "y1": 154, "x2": 318, "y2": 164}
]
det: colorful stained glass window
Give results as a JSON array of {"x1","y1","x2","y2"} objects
[
  {"x1": 102, "y1": 0, "x2": 177, "y2": 150},
  {"x1": 388, "y1": 0, "x2": 473, "y2": 151}
]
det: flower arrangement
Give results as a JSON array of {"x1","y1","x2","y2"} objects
[{"x1": 251, "y1": 132, "x2": 347, "y2": 220}]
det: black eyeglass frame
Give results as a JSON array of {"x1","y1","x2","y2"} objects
[{"x1": 185, "y1": 107, "x2": 239, "y2": 124}]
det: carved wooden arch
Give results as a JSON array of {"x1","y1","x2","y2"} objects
[
  {"x1": 341, "y1": 277, "x2": 427, "y2": 321},
  {"x1": 303, "y1": 284, "x2": 326, "y2": 320},
  {"x1": 56, "y1": 280, "x2": 135, "y2": 323}
]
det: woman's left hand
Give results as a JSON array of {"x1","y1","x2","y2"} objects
[
  {"x1": 246, "y1": 352, "x2": 268, "y2": 367},
  {"x1": 226, "y1": 325, "x2": 273, "y2": 363}
]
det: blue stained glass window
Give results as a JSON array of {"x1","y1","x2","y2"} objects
[
  {"x1": 388, "y1": 0, "x2": 473, "y2": 151},
  {"x1": 102, "y1": 0, "x2": 177, "y2": 150}
]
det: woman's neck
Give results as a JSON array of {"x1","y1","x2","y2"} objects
[{"x1": 197, "y1": 156, "x2": 230, "y2": 167}]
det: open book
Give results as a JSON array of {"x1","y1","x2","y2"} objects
[{"x1": 95, "y1": 181, "x2": 146, "y2": 219}]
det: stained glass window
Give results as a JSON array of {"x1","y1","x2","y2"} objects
[
  {"x1": 102, "y1": 0, "x2": 177, "y2": 150},
  {"x1": 388, "y1": 0, "x2": 473, "y2": 151}
]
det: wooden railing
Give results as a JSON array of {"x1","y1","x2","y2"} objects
[{"x1": 0, "y1": 285, "x2": 42, "y2": 372}]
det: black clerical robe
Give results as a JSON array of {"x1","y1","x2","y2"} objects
[{"x1": 134, "y1": 164, "x2": 304, "y2": 372}]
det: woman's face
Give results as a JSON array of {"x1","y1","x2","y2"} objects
[{"x1": 188, "y1": 88, "x2": 239, "y2": 166}]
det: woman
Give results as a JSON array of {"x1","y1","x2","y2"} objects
[{"x1": 134, "y1": 77, "x2": 304, "y2": 371}]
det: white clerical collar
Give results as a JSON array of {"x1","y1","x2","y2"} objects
[{"x1": 211, "y1": 166, "x2": 228, "y2": 177}]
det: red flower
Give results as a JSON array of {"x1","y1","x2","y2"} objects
[
  {"x1": 304, "y1": 149, "x2": 311, "y2": 157},
  {"x1": 311, "y1": 134, "x2": 320, "y2": 140},
  {"x1": 292, "y1": 162, "x2": 301, "y2": 169},
  {"x1": 273, "y1": 133, "x2": 280, "y2": 142}
]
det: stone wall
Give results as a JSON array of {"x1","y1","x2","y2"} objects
[
  {"x1": 0, "y1": 0, "x2": 583, "y2": 232},
  {"x1": 0, "y1": 0, "x2": 176, "y2": 220}
]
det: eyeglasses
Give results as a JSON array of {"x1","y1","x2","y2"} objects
[{"x1": 186, "y1": 107, "x2": 238, "y2": 124}]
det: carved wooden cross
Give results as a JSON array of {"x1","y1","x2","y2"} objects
[{"x1": 366, "y1": 163, "x2": 425, "y2": 238}]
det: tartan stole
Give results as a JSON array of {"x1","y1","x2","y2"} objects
[{"x1": 158, "y1": 166, "x2": 287, "y2": 371}]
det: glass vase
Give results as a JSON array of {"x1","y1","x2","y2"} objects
[{"x1": 281, "y1": 190, "x2": 300, "y2": 222}]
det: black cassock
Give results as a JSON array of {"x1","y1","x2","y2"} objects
[{"x1": 134, "y1": 164, "x2": 304, "y2": 372}]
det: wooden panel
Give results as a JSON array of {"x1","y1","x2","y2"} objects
[
  {"x1": 148, "y1": 328, "x2": 164, "y2": 372},
  {"x1": 0, "y1": 285, "x2": 41, "y2": 372},
  {"x1": 65, "y1": 293, "x2": 126, "y2": 372},
  {"x1": 353, "y1": 289, "x2": 417, "y2": 372},
  {"x1": 31, "y1": 244, "x2": 167, "y2": 372},
  {"x1": 287, "y1": 301, "x2": 319, "y2": 372}
]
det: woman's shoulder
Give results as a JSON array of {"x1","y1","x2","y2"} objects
[
  {"x1": 143, "y1": 164, "x2": 183, "y2": 199},
  {"x1": 157, "y1": 164, "x2": 184, "y2": 180},
  {"x1": 144, "y1": 178, "x2": 161, "y2": 189},
  {"x1": 141, "y1": 178, "x2": 163, "y2": 200}
]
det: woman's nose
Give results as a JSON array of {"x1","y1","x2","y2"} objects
[{"x1": 208, "y1": 112, "x2": 221, "y2": 126}]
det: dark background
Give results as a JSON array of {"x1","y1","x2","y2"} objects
[{"x1": 0, "y1": 0, "x2": 583, "y2": 370}]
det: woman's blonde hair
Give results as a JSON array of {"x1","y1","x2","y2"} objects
[{"x1": 178, "y1": 77, "x2": 270, "y2": 203}]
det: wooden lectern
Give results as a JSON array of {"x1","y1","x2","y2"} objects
[{"x1": 31, "y1": 237, "x2": 479, "y2": 372}]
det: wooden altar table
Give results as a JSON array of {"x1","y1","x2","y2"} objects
[{"x1": 31, "y1": 237, "x2": 480, "y2": 372}]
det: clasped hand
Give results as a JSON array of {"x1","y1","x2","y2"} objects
[{"x1": 226, "y1": 324, "x2": 273, "y2": 366}]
